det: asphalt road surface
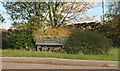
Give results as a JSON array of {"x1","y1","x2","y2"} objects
[{"x1": 2, "y1": 62, "x2": 118, "y2": 69}]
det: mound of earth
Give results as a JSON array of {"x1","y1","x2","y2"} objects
[{"x1": 33, "y1": 27, "x2": 72, "y2": 37}]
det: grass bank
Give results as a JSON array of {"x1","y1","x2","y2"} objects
[{"x1": 1, "y1": 48, "x2": 118, "y2": 61}]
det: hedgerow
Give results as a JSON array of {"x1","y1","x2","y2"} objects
[{"x1": 64, "y1": 30, "x2": 112, "y2": 55}]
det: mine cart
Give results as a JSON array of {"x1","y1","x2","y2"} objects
[{"x1": 35, "y1": 37, "x2": 67, "y2": 52}]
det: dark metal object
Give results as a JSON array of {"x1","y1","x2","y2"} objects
[{"x1": 35, "y1": 37, "x2": 67, "y2": 52}]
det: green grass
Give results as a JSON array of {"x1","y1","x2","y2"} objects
[{"x1": 1, "y1": 48, "x2": 119, "y2": 61}]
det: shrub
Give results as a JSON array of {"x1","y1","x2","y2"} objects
[
  {"x1": 96, "y1": 23, "x2": 120, "y2": 47},
  {"x1": 7, "y1": 33, "x2": 35, "y2": 50},
  {"x1": 2, "y1": 31, "x2": 10, "y2": 49},
  {"x1": 64, "y1": 30, "x2": 112, "y2": 55}
]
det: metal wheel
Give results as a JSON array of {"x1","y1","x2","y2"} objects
[
  {"x1": 55, "y1": 46, "x2": 62, "y2": 52},
  {"x1": 42, "y1": 46, "x2": 48, "y2": 51},
  {"x1": 36, "y1": 46, "x2": 42, "y2": 51}
]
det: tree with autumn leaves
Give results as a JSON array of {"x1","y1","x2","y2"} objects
[
  {"x1": 3, "y1": 2, "x2": 94, "y2": 32},
  {"x1": 2, "y1": 2, "x2": 96, "y2": 50}
]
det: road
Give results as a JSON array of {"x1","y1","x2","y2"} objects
[
  {"x1": 2, "y1": 62, "x2": 118, "y2": 69},
  {"x1": 1, "y1": 57, "x2": 118, "y2": 69}
]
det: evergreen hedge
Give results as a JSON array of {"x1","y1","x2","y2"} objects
[
  {"x1": 64, "y1": 30, "x2": 112, "y2": 55},
  {"x1": 7, "y1": 32, "x2": 35, "y2": 50}
]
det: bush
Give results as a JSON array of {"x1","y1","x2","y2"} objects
[
  {"x1": 2, "y1": 31, "x2": 10, "y2": 49},
  {"x1": 96, "y1": 23, "x2": 120, "y2": 47},
  {"x1": 64, "y1": 30, "x2": 112, "y2": 55},
  {"x1": 7, "y1": 33, "x2": 35, "y2": 50}
]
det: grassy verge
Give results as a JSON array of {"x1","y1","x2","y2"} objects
[{"x1": 1, "y1": 48, "x2": 118, "y2": 61}]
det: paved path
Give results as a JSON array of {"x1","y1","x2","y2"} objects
[
  {"x1": 2, "y1": 62, "x2": 118, "y2": 69},
  {"x1": 1, "y1": 57, "x2": 119, "y2": 69}
]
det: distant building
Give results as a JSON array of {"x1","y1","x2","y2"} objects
[{"x1": 67, "y1": 22, "x2": 101, "y2": 30}]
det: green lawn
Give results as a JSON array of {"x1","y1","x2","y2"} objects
[{"x1": 1, "y1": 48, "x2": 119, "y2": 61}]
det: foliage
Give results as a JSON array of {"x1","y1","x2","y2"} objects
[
  {"x1": 6, "y1": 32, "x2": 35, "y2": 50},
  {"x1": 96, "y1": 23, "x2": 120, "y2": 47},
  {"x1": 2, "y1": 31, "x2": 9, "y2": 49},
  {"x1": 3, "y1": 2, "x2": 94, "y2": 30},
  {"x1": 0, "y1": 13, "x2": 4, "y2": 23},
  {"x1": 11, "y1": 22, "x2": 32, "y2": 34},
  {"x1": 1, "y1": 48, "x2": 118, "y2": 61},
  {"x1": 97, "y1": 1, "x2": 120, "y2": 47},
  {"x1": 33, "y1": 27, "x2": 72, "y2": 37},
  {"x1": 64, "y1": 30, "x2": 112, "y2": 55},
  {"x1": 105, "y1": 2, "x2": 119, "y2": 24}
]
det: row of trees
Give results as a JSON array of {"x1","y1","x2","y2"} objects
[
  {"x1": 1, "y1": 1, "x2": 120, "y2": 54},
  {"x1": 97, "y1": 2, "x2": 120, "y2": 47},
  {"x1": 2, "y1": 2, "x2": 119, "y2": 29},
  {"x1": 3, "y1": 2, "x2": 94, "y2": 32}
]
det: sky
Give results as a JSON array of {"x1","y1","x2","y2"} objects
[
  {"x1": 0, "y1": 2, "x2": 12, "y2": 29},
  {"x1": 0, "y1": 2, "x2": 108, "y2": 29}
]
